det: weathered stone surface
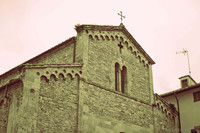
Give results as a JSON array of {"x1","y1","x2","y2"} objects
[
  {"x1": 30, "y1": 38, "x2": 76, "y2": 64},
  {"x1": 36, "y1": 74, "x2": 79, "y2": 133},
  {"x1": 154, "y1": 94, "x2": 179, "y2": 133},
  {"x1": 0, "y1": 24, "x2": 178, "y2": 133},
  {"x1": 78, "y1": 80, "x2": 154, "y2": 132},
  {"x1": 85, "y1": 32, "x2": 150, "y2": 102},
  {"x1": 0, "y1": 81, "x2": 23, "y2": 133}
]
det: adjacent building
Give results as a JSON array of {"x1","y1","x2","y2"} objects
[{"x1": 161, "y1": 75, "x2": 200, "y2": 133}]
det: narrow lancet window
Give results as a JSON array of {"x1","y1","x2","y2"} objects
[
  {"x1": 121, "y1": 66, "x2": 127, "y2": 93},
  {"x1": 115, "y1": 63, "x2": 120, "y2": 91}
]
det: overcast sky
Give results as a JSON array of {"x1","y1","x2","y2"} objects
[{"x1": 0, "y1": 0, "x2": 200, "y2": 94}]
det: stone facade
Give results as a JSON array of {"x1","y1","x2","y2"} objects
[
  {"x1": 0, "y1": 81, "x2": 23, "y2": 133},
  {"x1": 0, "y1": 24, "x2": 178, "y2": 133},
  {"x1": 154, "y1": 94, "x2": 179, "y2": 133}
]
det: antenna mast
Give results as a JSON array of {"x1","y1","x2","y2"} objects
[{"x1": 176, "y1": 48, "x2": 191, "y2": 76}]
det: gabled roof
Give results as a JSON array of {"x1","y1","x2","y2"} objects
[
  {"x1": 75, "y1": 24, "x2": 155, "y2": 65},
  {"x1": 0, "y1": 23, "x2": 156, "y2": 80},
  {"x1": 0, "y1": 37, "x2": 76, "y2": 79},
  {"x1": 161, "y1": 83, "x2": 200, "y2": 97}
]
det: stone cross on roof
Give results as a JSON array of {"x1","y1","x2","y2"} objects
[{"x1": 118, "y1": 11, "x2": 125, "y2": 24}]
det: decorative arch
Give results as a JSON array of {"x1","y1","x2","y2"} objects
[
  {"x1": 95, "y1": 35, "x2": 99, "y2": 40},
  {"x1": 142, "y1": 60, "x2": 145, "y2": 66},
  {"x1": 89, "y1": 35, "x2": 93, "y2": 40},
  {"x1": 100, "y1": 35, "x2": 104, "y2": 40},
  {"x1": 111, "y1": 35, "x2": 114, "y2": 40},
  {"x1": 58, "y1": 73, "x2": 65, "y2": 81},
  {"x1": 138, "y1": 56, "x2": 141, "y2": 62},
  {"x1": 129, "y1": 46, "x2": 133, "y2": 51},
  {"x1": 41, "y1": 75, "x2": 48, "y2": 82},
  {"x1": 50, "y1": 74, "x2": 57, "y2": 81},
  {"x1": 115, "y1": 35, "x2": 118, "y2": 40},
  {"x1": 161, "y1": 106, "x2": 163, "y2": 112},
  {"x1": 157, "y1": 103, "x2": 160, "y2": 109},
  {"x1": 75, "y1": 73, "x2": 80, "y2": 78},
  {"x1": 120, "y1": 37, "x2": 124, "y2": 42},
  {"x1": 168, "y1": 113, "x2": 171, "y2": 117},
  {"x1": 105, "y1": 35, "x2": 109, "y2": 40},
  {"x1": 164, "y1": 109, "x2": 167, "y2": 114},
  {"x1": 66, "y1": 73, "x2": 73, "y2": 80},
  {"x1": 125, "y1": 41, "x2": 128, "y2": 46},
  {"x1": 134, "y1": 51, "x2": 137, "y2": 56}
]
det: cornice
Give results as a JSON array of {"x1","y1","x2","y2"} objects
[{"x1": 75, "y1": 24, "x2": 155, "y2": 65}]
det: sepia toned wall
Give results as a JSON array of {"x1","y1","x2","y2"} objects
[
  {"x1": 29, "y1": 37, "x2": 76, "y2": 65},
  {"x1": 162, "y1": 87, "x2": 200, "y2": 132},
  {"x1": 37, "y1": 73, "x2": 79, "y2": 132},
  {"x1": 78, "y1": 79, "x2": 154, "y2": 133},
  {"x1": 0, "y1": 24, "x2": 179, "y2": 133},
  {"x1": 154, "y1": 94, "x2": 179, "y2": 133},
  {"x1": 78, "y1": 28, "x2": 153, "y2": 104},
  {"x1": 20, "y1": 66, "x2": 81, "y2": 132},
  {"x1": 0, "y1": 81, "x2": 23, "y2": 133}
]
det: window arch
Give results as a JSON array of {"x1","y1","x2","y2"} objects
[
  {"x1": 121, "y1": 66, "x2": 127, "y2": 94},
  {"x1": 115, "y1": 63, "x2": 120, "y2": 91},
  {"x1": 115, "y1": 63, "x2": 127, "y2": 94}
]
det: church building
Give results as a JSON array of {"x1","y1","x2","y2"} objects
[{"x1": 0, "y1": 24, "x2": 178, "y2": 133}]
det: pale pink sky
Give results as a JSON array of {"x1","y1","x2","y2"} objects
[{"x1": 0, "y1": 0, "x2": 200, "y2": 94}]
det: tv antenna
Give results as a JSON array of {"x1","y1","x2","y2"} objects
[{"x1": 176, "y1": 48, "x2": 191, "y2": 76}]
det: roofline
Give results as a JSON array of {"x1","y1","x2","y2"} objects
[
  {"x1": 160, "y1": 83, "x2": 200, "y2": 97},
  {"x1": 154, "y1": 93, "x2": 178, "y2": 115},
  {"x1": 0, "y1": 78, "x2": 22, "y2": 90},
  {"x1": 75, "y1": 24, "x2": 155, "y2": 65},
  {"x1": 179, "y1": 75, "x2": 197, "y2": 84},
  {"x1": 0, "y1": 37, "x2": 76, "y2": 79}
]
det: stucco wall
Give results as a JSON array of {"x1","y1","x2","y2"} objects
[{"x1": 163, "y1": 87, "x2": 200, "y2": 132}]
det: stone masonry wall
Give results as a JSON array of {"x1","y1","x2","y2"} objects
[
  {"x1": 0, "y1": 81, "x2": 23, "y2": 133},
  {"x1": 154, "y1": 94, "x2": 179, "y2": 133},
  {"x1": 0, "y1": 69, "x2": 22, "y2": 89},
  {"x1": 30, "y1": 41, "x2": 75, "y2": 64},
  {"x1": 79, "y1": 80, "x2": 154, "y2": 133},
  {"x1": 36, "y1": 73, "x2": 79, "y2": 133},
  {"x1": 82, "y1": 30, "x2": 151, "y2": 103}
]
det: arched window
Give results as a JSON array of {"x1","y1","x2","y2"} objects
[
  {"x1": 121, "y1": 66, "x2": 127, "y2": 93},
  {"x1": 115, "y1": 63, "x2": 120, "y2": 91}
]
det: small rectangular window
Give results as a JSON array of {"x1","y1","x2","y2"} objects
[
  {"x1": 182, "y1": 79, "x2": 188, "y2": 88},
  {"x1": 193, "y1": 91, "x2": 200, "y2": 102}
]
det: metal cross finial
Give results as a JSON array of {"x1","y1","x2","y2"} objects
[{"x1": 118, "y1": 11, "x2": 125, "y2": 24}]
